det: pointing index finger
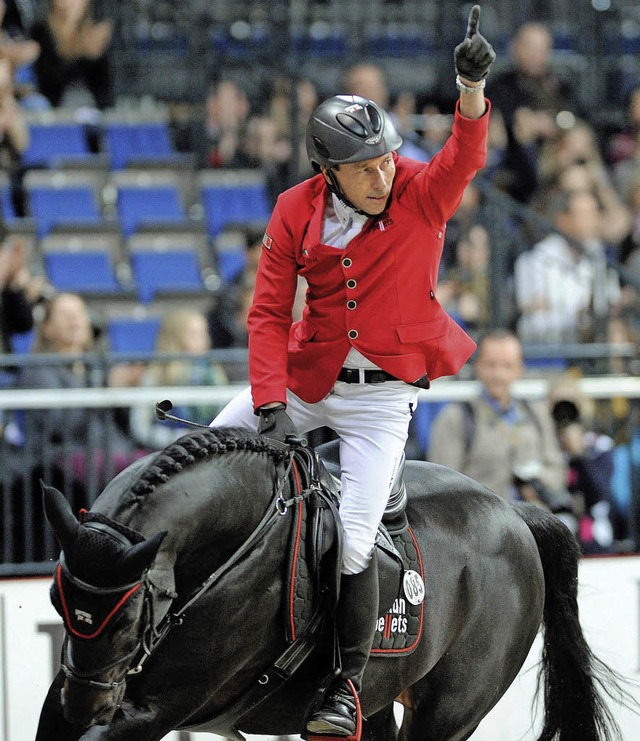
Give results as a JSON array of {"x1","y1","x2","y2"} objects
[{"x1": 466, "y1": 4, "x2": 481, "y2": 38}]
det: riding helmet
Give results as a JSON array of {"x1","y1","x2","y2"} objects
[{"x1": 306, "y1": 95, "x2": 403, "y2": 171}]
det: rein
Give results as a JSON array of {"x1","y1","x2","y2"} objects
[{"x1": 128, "y1": 447, "x2": 305, "y2": 675}]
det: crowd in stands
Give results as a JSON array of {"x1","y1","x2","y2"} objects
[{"x1": 0, "y1": 1, "x2": 639, "y2": 558}]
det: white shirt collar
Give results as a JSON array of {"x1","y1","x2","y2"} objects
[{"x1": 332, "y1": 193, "x2": 368, "y2": 230}]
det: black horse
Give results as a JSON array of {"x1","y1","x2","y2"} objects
[{"x1": 36, "y1": 426, "x2": 627, "y2": 741}]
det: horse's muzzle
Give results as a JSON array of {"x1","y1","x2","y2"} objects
[{"x1": 61, "y1": 679, "x2": 126, "y2": 727}]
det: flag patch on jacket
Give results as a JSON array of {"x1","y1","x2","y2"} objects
[{"x1": 262, "y1": 233, "x2": 273, "y2": 250}]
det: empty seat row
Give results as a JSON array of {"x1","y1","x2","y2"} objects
[
  {"x1": 42, "y1": 248, "x2": 207, "y2": 303},
  {"x1": 33, "y1": 226, "x2": 249, "y2": 301},
  {"x1": 1, "y1": 168, "x2": 271, "y2": 240},
  {"x1": 20, "y1": 113, "x2": 191, "y2": 171}
]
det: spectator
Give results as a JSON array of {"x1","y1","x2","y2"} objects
[
  {"x1": 620, "y1": 168, "x2": 640, "y2": 253},
  {"x1": 488, "y1": 22, "x2": 583, "y2": 202},
  {"x1": 0, "y1": 0, "x2": 34, "y2": 38},
  {"x1": 129, "y1": 308, "x2": 228, "y2": 450},
  {"x1": 547, "y1": 374, "x2": 618, "y2": 552},
  {"x1": 608, "y1": 84, "x2": 640, "y2": 169},
  {"x1": 617, "y1": 172, "x2": 640, "y2": 304},
  {"x1": 414, "y1": 96, "x2": 454, "y2": 161},
  {"x1": 515, "y1": 189, "x2": 621, "y2": 344},
  {"x1": 343, "y1": 61, "x2": 430, "y2": 161},
  {"x1": 242, "y1": 113, "x2": 292, "y2": 204},
  {"x1": 208, "y1": 227, "x2": 262, "y2": 352},
  {"x1": 342, "y1": 62, "x2": 389, "y2": 108},
  {"x1": 428, "y1": 329, "x2": 568, "y2": 507},
  {"x1": 0, "y1": 226, "x2": 49, "y2": 353},
  {"x1": 1, "y1": 0, "x2": 47, "y2": 112},
  {"x1": 0, "y1": 0, "x2": 39, "y2": 70},
  {"x1": 260, "y1": 77, "x2": 318, "y2": 195},
  {"x1": 0, "y1": 55, "x2": 28, "y2": 213},
  {"x1": 439, "y1": 178, "x2": 521, "y2": 328},
  {"x1": 16, "y1": 292, "x2": 142, "y2": 499},
  {"x1": 437, "y1": 223, "x2": 490, "y2": 333},
  {"x1": 191, "y1": 78, "x2": 252, "y2": 169},
  {"x1": 537, "y1": 119, "x2": 631, "y2": 245},
  {"x1": 30, "y1": 0, "x2": 114, "y2": 110},
  {"x1": 0, "y1": 234, "x2": 31, "y2": 352}
]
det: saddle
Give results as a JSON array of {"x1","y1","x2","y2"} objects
[{"x1": 286, "y1": 440, "x2": 425, "y2": 654}]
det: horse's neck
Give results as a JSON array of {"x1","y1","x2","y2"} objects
[{"x1": 159, "y1": 456, "x2": 281, "y2": 574}]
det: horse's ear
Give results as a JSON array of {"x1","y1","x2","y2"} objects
[
  {"x1": 120, "y1": 531, "x2": 167, "y2": 579},
  {"x1": 41, "y1": 482, "x2": 80, "y2": 554}
]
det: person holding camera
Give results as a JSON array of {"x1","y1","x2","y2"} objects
[{"x1": 429, "y1": 329, "x2": 567, "y2": 504}]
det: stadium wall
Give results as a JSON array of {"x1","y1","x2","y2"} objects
[{"x1": 1, "y1": 557, "x2": 639, "y2": 740}]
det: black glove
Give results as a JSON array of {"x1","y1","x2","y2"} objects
[
  {"x1": 257, "y1": 403, "x2": 297, "y2": 442},
  {"x1": 454, "y1": 5, "x2": 496, "y2": 82}
]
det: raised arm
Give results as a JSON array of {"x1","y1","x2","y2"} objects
[{"x1": 454, "y1": 5, "x2": 495, "y2": 120}]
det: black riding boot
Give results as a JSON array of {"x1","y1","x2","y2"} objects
[{"x1": 306, "y1": 552, "x2": 379, "y2": 737}]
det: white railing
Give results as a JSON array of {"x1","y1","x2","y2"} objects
[
  {"x1": 2, "y1": 375, "x2": 638, "y2": 572},
  {"x1": 2, "y1": 375, "x2": 640, "y2": 410}
]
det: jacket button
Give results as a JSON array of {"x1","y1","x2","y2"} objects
[
  {"x1": 346, "y1": 279, "x2": 357, "y2": 289},
  {"x1": 342, "y1": 257, "x2": 353, "y2": 268},
  {"x1": 348, "y1": 329, "x2": 358, "y2": 339},
  {"x1": 347, "y1": 300, "x2": 357, "y2": 310}
]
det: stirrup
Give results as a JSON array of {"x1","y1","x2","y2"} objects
[{"x1": 304, "y1": 678, "x2": 362, "y2": 741}]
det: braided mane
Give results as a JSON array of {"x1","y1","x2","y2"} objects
[{"x1": 130, "y1": 427, "x2": 290, "y2": 497}]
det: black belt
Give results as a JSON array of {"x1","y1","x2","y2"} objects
[{"x1": 337, "y1": 367, "x2": 399, "y2": 384}]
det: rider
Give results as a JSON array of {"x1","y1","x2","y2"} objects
[{"x1": 210, "y1": 6, "x2": 494, "y2": 737}]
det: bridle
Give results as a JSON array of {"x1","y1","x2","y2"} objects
[{"x1": 57, "y1": 447, "x2": 307, "y2": 694}]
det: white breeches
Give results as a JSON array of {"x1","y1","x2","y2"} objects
[{"x1": 210, "y1": 381, "x2": 419, "y2": 575}]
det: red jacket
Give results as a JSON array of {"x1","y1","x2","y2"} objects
[{"x1": 248, "y1": 102, "x2": 491, "y2": 410}]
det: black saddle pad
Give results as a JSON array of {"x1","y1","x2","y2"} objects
[{"x1": 284, "y1": 494, "x2": 425, "y2": 656}]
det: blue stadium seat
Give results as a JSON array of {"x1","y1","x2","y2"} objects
[
  {"x1": 130, "y1": 249, "x2": 204, "y2": 302},
  {"x1": 199, "y1": 170, "x2": 271, "y2": 238},
  {"x1": 25, "y1": 171, "x2": 104, "y2": 238},
  {"x1": 9, "y1": 329, "x2": 35, "y2": 354},
  {"x1": 22, "y1": 121, "x2": 90, "y2": 169},
  {"x1": 103, "y1": 120, "x2": 183, "y2": 170},
  {"x1": 216, "y1": 251, "x2": 246, "y2": 283},
  {"x1": 28, "y1": 186, "x2": 101, "y2": 238},
  {"x1": 107, "y1": 316, "x2": 162, "y2": 353},
  {"x1": 116, "y1": 184, "x2": 187, "y2": 238},
  {"x1": 44, "y1": 251, "x2": 122, "y2": 294},
  {"x1": 214, "y1": 231, "x2": 247, "y2": 283}
]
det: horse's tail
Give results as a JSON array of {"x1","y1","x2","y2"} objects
[{"x1": 514, "y1": 502, "x2": 632, "y2": 741}]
